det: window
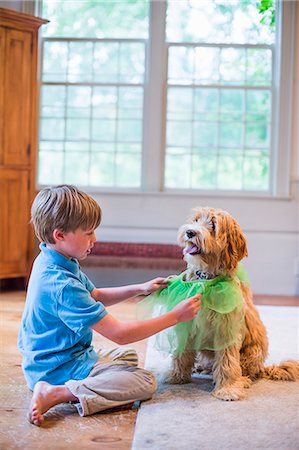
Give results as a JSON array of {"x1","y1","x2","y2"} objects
[
  {"x1": 39, "y1": 0, "x2": 294, "y2": 196},
  {"x1": 165, "y1": 1, "x2": 274, "y2": 191},
  {"x1": 39, "y1": 0, "x2": 149, "y2": 188}
]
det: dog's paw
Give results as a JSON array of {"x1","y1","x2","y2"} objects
[
  {"x1": 212, "y1": 384, "x2": 246, "y2": 401},
  {"x1": 240, "y1": 376, "x2": 253, "y2": 389}
]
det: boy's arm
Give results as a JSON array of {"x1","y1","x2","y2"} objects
[
  {"x1": 90, "y1": 294, "x2": 201, "y2": 344},
  {"x1": 90, "y1": 277, "x2": 168, "y2": 307}
]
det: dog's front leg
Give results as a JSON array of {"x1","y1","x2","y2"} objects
[
  {"x1": 166, "y1": 349, "x2": 196, "y2": 384},
  {"x1": 212, "y1": 345, "x2": 251, "y2": 401}
]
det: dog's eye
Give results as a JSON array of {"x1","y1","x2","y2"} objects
[{"x1": 210, "y1": 219, "x2": 216, "y2": 232}]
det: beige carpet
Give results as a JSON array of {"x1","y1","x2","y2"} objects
[{"x1": 132, "y1": 306, "x2": 299, "y2": 450}]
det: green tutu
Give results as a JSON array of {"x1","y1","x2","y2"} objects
[{"x1": 138, "y1": 265, "x2": 249, "y2": 356}]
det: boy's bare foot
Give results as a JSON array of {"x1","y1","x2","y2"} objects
[{"x1": 28, "y1": 381, "x2": 78, "y2": 426}]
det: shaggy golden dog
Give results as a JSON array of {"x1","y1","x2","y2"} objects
[{"x1": 166, "y1": 206, "x2": 299, "y2": 401}]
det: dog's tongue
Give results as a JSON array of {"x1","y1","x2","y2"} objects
[{"x1": 183, "y1": 244, "x2": 200, "y2": 255}]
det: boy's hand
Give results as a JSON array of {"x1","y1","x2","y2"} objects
[
  {"x1": 139, "y1": 277, "x2": 168, "y2": 295},
  {"x1": 172, "y1": 294, "x2": 201, "y2": 323}
]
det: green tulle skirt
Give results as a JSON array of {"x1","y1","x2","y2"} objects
[{"x1": 138, "y1": 265, "x2": 249, "y2": 356}]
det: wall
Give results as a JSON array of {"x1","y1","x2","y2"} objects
[
  {"x1": 93, "y1": 2, "x2": 299, "y2": 296},
  {"x1": 92, "y1": 3, "x2": 299, "y2": 296},
  {"x1": 92, "y1": 184, "x2": 298, "y2": 296},
  {"x1": 2, "y1": 0, "x2": 298, "y2": 296},
  {"x1": 0, "y1": 1, "x2": 35, "y2": 14},
  {"x1": 0, "y1": 1, "x2": 22, "y2": 12}
]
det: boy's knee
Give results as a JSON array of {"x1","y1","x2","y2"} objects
[
  {"x1": 118, "y1": 348, "x2": 139, "y2": 366},
  {"x1": 141, "y1": 369, "x2": 157, "y2": 396},
  {"x1": 99, "y1": 347, "x2": 139, "y2": 366}
]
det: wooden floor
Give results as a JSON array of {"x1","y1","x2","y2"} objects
[
  {"x1": 0, "y1": 291, "x2": 148, "y2": 450},
  {"x1": 0, "y1": 291, "x2": 298, "y2": 450}
]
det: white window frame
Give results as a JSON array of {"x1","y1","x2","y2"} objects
[
  {"x1": 37, "y1": 0, "x2": 295, "y2": 198},
  {"x1": 142, "y1": 0, "x2": 295, "y2": 198},
  {"x1": 40, "y1": 37, "x2": 147, "y2": 188}
]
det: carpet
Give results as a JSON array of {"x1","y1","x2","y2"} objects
[{"x1": 132, "y1": 306, "x2": 299, "y2": 450}]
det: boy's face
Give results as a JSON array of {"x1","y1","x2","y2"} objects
[{"x1": 52, "y1": 228, "x2": 97, "y2": 260}]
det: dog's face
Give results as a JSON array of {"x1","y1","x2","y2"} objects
[{"x1": 177, "y1": 207, "x2": 248, "y2": 275}]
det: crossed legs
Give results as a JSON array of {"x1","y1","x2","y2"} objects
[{"x1": 29, "y1": 347, "x2": 156, "y2": 426}]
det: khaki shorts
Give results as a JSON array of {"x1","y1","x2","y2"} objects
[{"x1": 65, "y1": 347, "x2": 157, "y2": 416}]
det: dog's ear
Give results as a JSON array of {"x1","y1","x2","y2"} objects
[
  {"x1": 177, "y1": 224, "x2": 187, "y2": 247},
  {"x1": 219, "y1": 214, "x2": 248, "y2": 272}
]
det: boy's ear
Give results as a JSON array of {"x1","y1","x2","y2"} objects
[{"x1": 52, "y1": 229, "x2": 65, "y2": 242}]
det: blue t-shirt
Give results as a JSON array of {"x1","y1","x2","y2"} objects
[{"x1": 18, "y1": 243, "x2": 108, "y2": 390}]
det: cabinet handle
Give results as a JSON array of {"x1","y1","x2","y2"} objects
[{"x1": 27, "y1": 144, "x2": 31, "y2": 157}]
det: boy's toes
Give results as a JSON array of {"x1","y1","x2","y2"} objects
[
  {"x1": 31, "y1": 413, "x2": 43, "y2": 426},
  {"x1": 28, "y1": 403, "x2": 43, "y2": 426}
]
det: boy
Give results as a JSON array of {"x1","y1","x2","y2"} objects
[{"x1": 18, "y1": 185, "x2": 201, "y2": 426}]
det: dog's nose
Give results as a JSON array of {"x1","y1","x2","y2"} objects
[{"x1": 186, "y1": 229, "x2": 196, "y2": 239}]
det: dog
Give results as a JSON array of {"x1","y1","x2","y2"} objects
[{"x1": 165, "y1": 206, "x2": 299, "y2": 401}]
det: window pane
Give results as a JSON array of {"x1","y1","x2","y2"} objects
[
  {"x1": 117, "y1": 143, "x2": 141, "y2": 154},
  {"x1": 167, "y1": 88, "x2": 193, "y2": 121},
  {"x1": 194, "y1": 48, "x2": 220, "y2": 85},
  {"x1": 118, "y1": 87, "x2": 143, "y2": 120},
  {"x1": 165, "y1": 153, "x2": 192, "y2": 189},
  {"x1": 165, "y1": 0, "x2": 275, "y2": 192},
  {"x1": 191, "y1": 153, "x2": 217, "y2": 189},
  {"x1": 247, "y1": 49, "x2": 272, "y2": 86},
  {"x1": 43, "y1": 0, "x2": 149, "y2": 39},
  {"x1": 93, "y1": 43, "x2": 119, "y2": 83},
  {"x1": 38, "y1": 152, "x2": 64, "y2": 184},
  {"x1": 40, "y1": 141, "x2": 64, "y2": 152},
  {"x1": 244, "y1": 153, "x2": 269, "y2": 190},
  {"x1": 118, "y1": 120, "x2": 142, "y2": 142},
  {"x1": 92, "y1": 120, "x2": 116, "y2": 141},
  {"x1": 194, "y1": 89, "x2": 218, "y2": 121},
  {"x1": 246, "y1": 90, "x2": 271, "y2": 117},
  {"x1": 68, "y1": 42, "x2": 93, "y2": 83},
  {"x1": 64, "y1": 153, "x2": 89, "y2": 185},
  {"x1": 119, "y1": 43, "x2": 145, "y2": 83},
  {"x1": 40, "y1": 118, "x2": 65, "y2": 140},
  {"x1": 245, "y1": 123, "x2": 270, "y2": 148},
  {"x1": 193, "y1": 122, "x2": 218, "y2": 147},
  {"x1": 41, "y1": 85, "x2": 66, "y2": 119},
  {"x1": 66, "y1": 119, "x2": 90, "y2": 140},
  {"x1": 115, "y1": 154, "x2": 141, "y2": 187},
  {"x1": 220, "y1": 49, "x2": 246, "y2": 85},
  {"x1": 220, "y1": 123, "x2": 243, "y2": 147},
  {"x1": 65, "y1": 142, "x2": 89, "y2": 152},
  {"x1": 43, "y1": 41, "x2": 68, "y2": 82},
  {"x1": 40, "y1": 1, "x2": 147, "y2": 189},
  {"x1": 166, "y1": 1, "x2": 275, "y2": 44},
  {"x1": 67, "y1": 86, "x2": 91, "y2": 119},
  {"x1": 168, "y1": 47, "x2": 194, "y2": 85},
  {"x1": 92, "y1": 87, "x2": 117, "y2": 119},
  {"x1": 89, "y1": 153, "x2": 115, "y2": 187},
  {"x1": 220, "y1": 89, "x2": 244, "y2": 121},
  {"x1": 167, "y1": 121, "x2": 192, "y2": 147},
  {"x1": 217, "y1": 154, "x2": 243, "y2": 190},
  {"x1": 91, "y1": 142, "x2": 115, "y2": 153}
]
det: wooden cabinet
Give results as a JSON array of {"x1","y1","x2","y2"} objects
[{"x1": 0, "y1": 8, "x2": 47, "y2": 280}]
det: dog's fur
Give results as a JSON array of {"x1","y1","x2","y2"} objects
[{"x1": 167, "y1": 206, "x2": 299, "y2": 400}]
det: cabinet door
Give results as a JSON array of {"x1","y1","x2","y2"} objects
[
  {"x1": 0, "y1": 28, "x2": 4, "y2": 165},
  {"x1": 3, "y1": 29, "x2": 32, "y2": 166},
  {"x1": 0, "y1": 169, "x2": 30, "y2": 277}
]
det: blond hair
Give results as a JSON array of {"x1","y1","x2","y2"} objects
[{"x1": 31, "y1": 185, "x2": 102, "y2": 244}]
